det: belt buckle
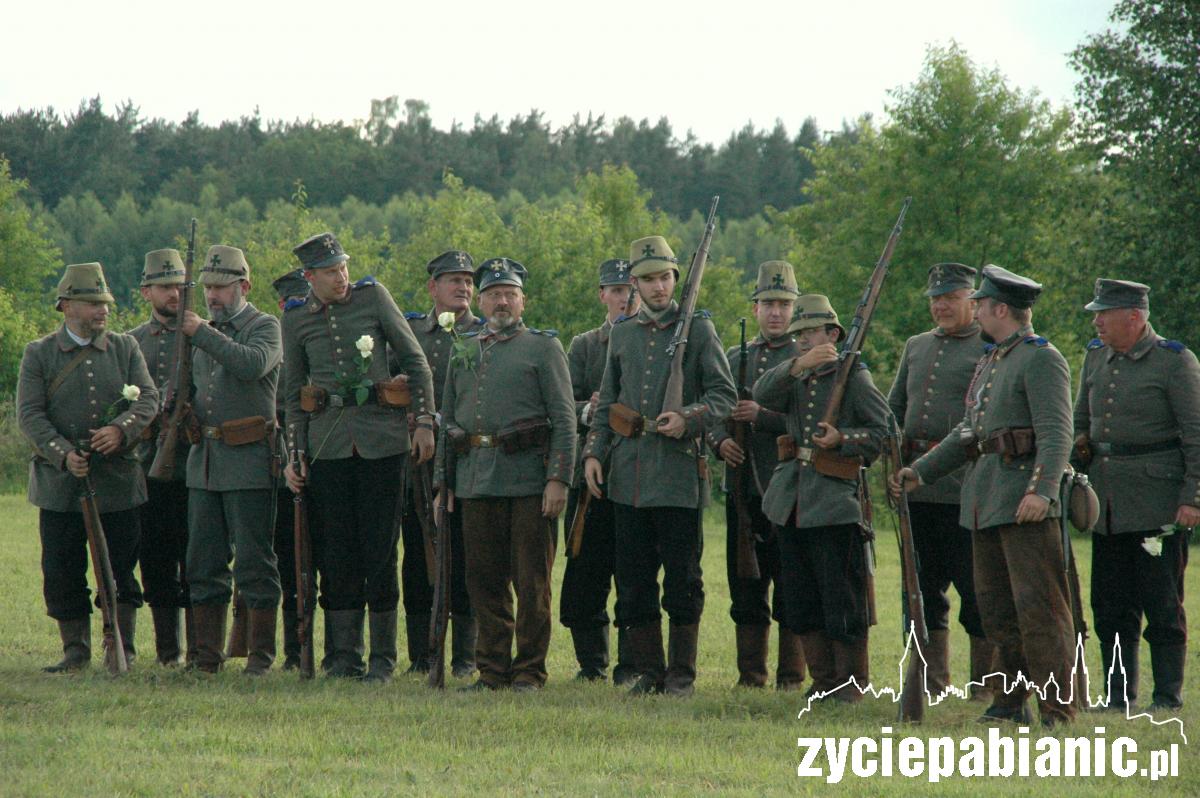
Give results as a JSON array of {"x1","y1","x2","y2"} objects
[
  {"x1": 796, "y1": 446, "x2": 814, "y2": 463},
  {"x1": 329, "y1": 394, "x2": 344, "y2": 408},
  {"x1": 204, "y1": 427, "x2": 221, "y2": 440},
  {"x1": 478, "y1": 434, "x2": 493, "y2": 448},
  {"x1": 1092, "y1": 441, "x2": 1112, "y2": 456}
]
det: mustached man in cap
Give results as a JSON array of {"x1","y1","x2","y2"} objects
[
  {"x1": 127, "y1": 249, "x2": 195, "y2": 666},
  {"x1": 706, "y1": 261, "x2": 808, "y2": 690},
  {"x1": 1073, "y1": 279, "x2": 1199, "y2": 712},
  {"x1": 894, "y1": 265, "x2": 1077, "y2": 726},
  {"x1": 887, "y1": 264, "x2": 998, "y2": 701},
  {"x1": 434, "y1": 258, "x2": 576, "y2": 691},
  {"x1": 175, "y1": 246, "x2": 282, "y2": 674},
  {"x1": 582, "y1": 236, "x2": 736, "y2": 696},
  {"x1": 393, "y1": 251, "x2": 484, "y2": 678},
  {"x1": 283, "y1": 232, "x2": 435, "y2": 682},
  {"x1": 754, "y1": 295, "x2": 890, "y2": 703},
  {"x1": 560, "y1": 257, "x2": 640, "y2": 683},
  {"x1": 18, "y1": 262, "x2": 158, "y2": 671}
]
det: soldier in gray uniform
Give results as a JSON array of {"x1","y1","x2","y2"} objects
[
  {"x1": 18, "y1": 262, "x2": 158, "y2": 671},
  {"x1": 435, "y1": 258, "x2": 576, "y2": 691},
  {"x1": 887, "y1": 263, "x2": 997, "y2": 700},
  {"x1": 583, "y1": 236, "x2": 737, "y2": 696},
  {"x1": 181, "y1": 245, "x2": 283, "y2": 674},
  {"x1": 561, "y1": 257, "x2": 638, "y2": 683},
  {"x1": 896, "y1": 265, "x2": 1077, "y2": 726},
  {"x1": 1074, "y1": 279, "x2": 1199, "y2": 712},
  {"x1": 707, "y1": 260, "x2": 806, "y2": 690},
  {"x1": 128, "y1": 249, "x2": 194, "y2": 666},
  {"x1": 283, "y1": 232, "x2": 436, "y2": 682},
  {"x1": 395, "y1": 250, "x2": 482, "y2": 678}
]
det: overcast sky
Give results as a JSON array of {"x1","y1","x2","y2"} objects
[{"x1": 1, "y1": 0, "x2": 1115, "y2": 143}]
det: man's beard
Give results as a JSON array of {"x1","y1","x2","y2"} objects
[
  {"x1": 155, "y1": 303, "x2": 178, "y2": 319},
  {"x1": 488, "y1": 311, "x2": 516, "y2": 329},
  {"x1": 209, "y1": 295, "x2": 246, "y2": 324}
]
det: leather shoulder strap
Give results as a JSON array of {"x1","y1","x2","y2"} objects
[{"x1": 46, "y1": 346, "x2": 93, "y2": 402}]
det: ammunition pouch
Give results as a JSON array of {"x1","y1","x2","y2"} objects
[
  {"x1": 776, "y1": 435, "x2": 862, "y2": 480},
  {"x1": 375, "y1": 375, "x2": 411, "y2": 408},
  {"x1": 300, "y1": 385, "x2": 327, "y2": 414},
  {"x1": 964, "y1": 427, "x2": 1036, "y2": 462},
  {"x1": 448, "y1": 427, "x2": 470, "y2": 455},
  {"x1": 499, "y1": 417, "x2": 550, "y2": 455},
  {"x1": 610, "y1": 403, "x2": 647, "y2": 439}
]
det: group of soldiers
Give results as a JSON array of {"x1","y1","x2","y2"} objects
[{"x1": 16, "y1": 230, "x2": 1194, "y2": 723}]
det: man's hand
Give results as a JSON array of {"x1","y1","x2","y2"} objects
[
  {"x1": 89, "y1": 425, "x2": 123, "y2": 456},
  {"x1": 1015, "y1": 493, "x2": 1050, "y2": 524},
  {"x1": 730, "y1": 400, "x2": 760, "y2": 423},
  {"x1": 1175, "y1": 504, "x2": 1200, "y2": 529},
  {"x1": 434, "y1": 488, "x2": 456, "y2": 525},
  {"x1": 66, "y1": 449, "x2": 90, "y2": 478},
  {"x1": 812, "y1": 422, "x2": 842, "y2": 450},
  {"x1": 284, "y1": 457, "x2": 308, "y2": 494},
  {"x1": 543, "y1": 479, "x2": 567, "y2": 519},
  {"x1": 180, "y1": 310, "x2": 203, "y2": 337},
  {"x1": 655, "y1": 411, "x2": 686, "y2": 439},
  {"x1": 789, "y1": 343, "x2": 838, "y2": 376},
  {"x1": 583, "y1": 457, "x2": 605, "y2": 499},
  {"x1": 412, "y1": 426, "x2": 435, "y2": 464},
  {"x1": 718, "y1": 438, "x2": 745, "y2": 467},
  {"x1": 889, "y1": 466, "x2": 920, "y2": 499}
]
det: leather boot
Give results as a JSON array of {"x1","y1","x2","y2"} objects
[
  {"x1": 191, "y1": 603, "x2": 228, "y2": 674},
  {"x1": 925, "y1": 629, "x2": 951, "y2": 697},
  {"x1": 404, "y1": 612, "x2": 431, "y2": 674},
  {"x1": 244, "y1": 607, "x2": 277, "y2": 675},
  {"x1": 1149, "y1": 643, "x2": 1185, "y2": 711},
  {"x1": 776, "y1": 626, "x2": 807, "y2": 691},
  {"x1": 1098, "y1": 638, "x2": 1138, "y2": 711},
  {"x1": 281, "y1": 607, "x2": 301, "y2": 670},
  {"x1": 450, "y1": 613, "x2": 478, "y2": 679},
  {"x1": 364, "y1": 610, "x2": 398, "y2": 683},
  {"x1": 44, "y1": 617, "x2": 91, "y2": 672},
  {"x1": 184, "y1": 607, "x2": 199, "y2": 666},
  {"x1": 735, "y1": 624, "x2": 769, "y2": 687},
  {"x1": 627, "y1": 622, "x2": 666, "y2": 695},
  {"x1": 663, "y1": 623, "x2": 699, "y2": 697},
  {"x1": 151, "y1": 607, "x2": 183, "y2": 666},
  {"x1": 969, "y1": 635, "x2": 1001, "y2": 703},
  {"x1": 113, "y1": 603, "x2": 137, "y2": 668},
  {"x1": 800, "y1": 631, "x2": 837, "y2": 699},
  {"x1": 571, "y1": 625, "x2": 610, "y2": 681},
  {"x1": 613, "y1": 626, "x2": 638, "y2": 687},
  {"x1": 830, "y1": 635, "x2": 869, "y2": 704},
  {"x1": 326, "y1": 609, "x2": 366, "y2": 679},
  {"x1": 226, "y1": 593, "x2": 248, "y2": 659}
]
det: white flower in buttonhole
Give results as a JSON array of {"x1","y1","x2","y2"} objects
[
  {"x1": 336, "y1": 335, "x2": 376, "y2": 406},
  {"x1": 438, "y1": 311, "x2": 456, "y2": 331},
  {"x1": 441, "y1": 312, "x2": 476, "y2": 372},
  {"x1": 101, "y1": 384, "x2": 141, "y2": 425},
  {"x1": 1141, "y1": 524, "x2": 1180, "y2": 557},
  {"x1": 355, "y1": 335, "x2": 374, "y2": 356},
  {"x1": 121, "y1": 384, "x2": 141, "y2": 402}
]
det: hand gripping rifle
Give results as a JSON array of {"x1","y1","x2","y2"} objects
[
  {"x1": 885, "y1": 415, "x2": 927, "y2": 722},
  {"x1": 729, "y1": 318, "x2": 761, "y2": 580},
  {"x1": 77, "y1": 452, "x2": 128, "y2": 675},
  {"x1": 292, "y1": 449, "x2": 316, "y2": 679},
  {"x1": 427, "y1": 424, "x2": 453, "y2": 689},
  {"x1": 148, "y1": 218, "x2": 198, "y2": 481}
]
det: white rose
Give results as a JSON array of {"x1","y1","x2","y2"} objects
[
  {"x1": 438, "y1": 311, "x2": 457, "y2": 331},
  {"x1": 1141, "y1": 535, "x2": 1164, "y2": 557},
  {"x1": 355, "y1": 335, "x2": 374, "y2": 356},
  {"x1": 121, "y1": 384, "x2": 141, "y2": 402}
]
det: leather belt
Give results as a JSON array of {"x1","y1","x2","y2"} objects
[
  {"x1": 326, "y1": 389, "x2": 377, "y2": 409},
  {"x1": 469, "y1": 434, "x2": 497, "y2": 448},
  {"x1": 1091, "y1": 439, "x2": 1180, "y2": 457},
  {"x1": 201, "y1": 421, "x2": 275, "y2": 440}
]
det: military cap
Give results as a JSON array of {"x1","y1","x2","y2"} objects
[
  {"x1": 751, "y1": 260, "x2": 800, "y2": 301},
  {"x1": 1084, "y1": 278, "x2": 1150, "y2": 312},
  {"x1": 476, "y1": 257, "x2": 527, "y2": 291},
  {"x1": 141, "y1": 249, "x2": 186, "y2": 286},
  {"x1": 925, "y1": 262, "x2": 977, "y2": 297},
  {"x1": 629, "y1": 235, "x2": 679, "y2": 278},
  {"x1": 599, "y1": 258, "x2": 632, "y2": 286},
  {"x1": 198, "y1": 245, "x2": 250, "y2": 286},
  {"x1": 426, "y1": 250, "x2": 475, "y2": 278},
  {"x1": 969, "y1": 264, "x2": 1041, "y2": 309},
  {"x1": 787, "y1": 294, "x2": 846, "y2": 339},
  {"x1": 292, "y1": 232, "x2": 349, "y2": 271},
  {"x1": 55, "y1": 262, "x2": 114, "y2": 309},
  {"x1": 271, "y1": 268, "x2": 309, "y2": 301}
]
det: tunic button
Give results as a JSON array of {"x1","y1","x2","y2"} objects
[
  {"x1": 86, "y1": 360, "x2": 92, "y2": 365},
  {"x1": 337, "y1": 348, "x2": 342, "y2": 353},
  {"x1": 927, "y1": 388, "x2": 934, "y2": 394},
  {"x1": 331, "y1": 323, "x2": 338, "y2": 329},
  {"x1": 87, "y1": 372, "x2": 93, "y2": 377},
  {"x1": 922, "y1": 414, "x2": 929, "y2": 420},
  {"x1": 1112, "y1": 369, "x2": 1119, "y2": 375},
  {"x1": 933, "y1": 362, "x2": 940, "y2": 367},
  {"x1": 335, "y1": 336, "x2": 341, "y2": 341},
  {"x1": 757, "y1": 368, "x2": 764, "y2": 374},
  {"x1": 1109, "y1": 383, "x2": 1115, "y2": 388}
]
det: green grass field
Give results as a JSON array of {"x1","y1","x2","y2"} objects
[{"x1": 0, "y1": 492, "x2": 1194, "y2": 796}]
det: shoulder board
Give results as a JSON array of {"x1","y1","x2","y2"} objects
[
  {"x1": 353, "y1": 275, "x2": 378, "y2": 289},
  {"x1": 404, "y1": 311, "x2": 427, "y2": 321},
  {"x1": 613, "y1": 314, "x2": 633, "y2": 324},
  {"x1": 1086, "y1": 338, "x2": 1105, "y2": 351},
  {"x1": 471, "y1": 316, "x2": 485, "y2": 327},
  {"x1": 692, "y1": 309, "x2": 712, "y2": 319},
  {"x1": 283, "y1": 297, "x2": 308, "y2": 312},
  {"x1": 983, "y1": 343, "x2": 997, "y2": 354},
  {"x1": 463, "y1": 329, "x2": 482, "y2": 339},
  {"x1": 1158, "y1": 339, "x2": 1185, "y2": 354},
  {"x1": 856, "y1": 361, "x2": 869, "y2": 371},
  {"x1": 530, "y1": 328, "x2": 559, "y2": 338},
  {"x1": 1023, "y1": 335, "x2": 1049, "y2": 347}
]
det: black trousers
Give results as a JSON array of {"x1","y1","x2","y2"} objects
[
  {"x1": 560, "y1": 489, "x2": 617, "y2": 629},
  {"x1": 40, "y1": 508, "x2": 143, "y2": 621},
  {"x1": 908, "y1": 501, "x2": 985, "y2": 637},
  {"x1": 1092, "y1": 529, "x2": 1189, "y2": 653},
  {"x1": 613, "y1": 504, "x2": 704, "y2": 628},
  {"x1": 777, "y1": 523, "x2": 869, "y2": 643},
  {"x1": 308, "y1": 454, "x2": 402, "y2": 612},
  {"x1": 139, "y1": 478, "x2": 190, "y2": 609},
  {"x1": 400, "y1": 482, "x2": 472, "y2": 617},
  {"x1": 724, "y1": 492, "x2": 782, "y2": 626}
]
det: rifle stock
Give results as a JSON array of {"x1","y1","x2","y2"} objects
[
  {"x1": 79, "y1": 469, "x2": 127, "y2": 675},
  {"x1": 293, "y1": 451, "x2": 315, "y2": 679},
  {"x1": 567, "y1": 488, "x2": 589, "y2": 558},
  {"x1": 148, "y1": 218, "x2": 197, "y2": 481},
  {"x1": 886, "y1": 416, "x2": 927, "y2": 722}
]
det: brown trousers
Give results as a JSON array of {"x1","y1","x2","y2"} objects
[
  {"x1": 461, "y1": 496, "x2": 555, "y2": 687},
  {"x1": 973, "y1": 519, "x2": 1077, "y2": 723}
]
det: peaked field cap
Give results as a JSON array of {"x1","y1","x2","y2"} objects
[
  {"x1": 476, "y1": 257, "x2": 527, "y2": 291},
  {"x1": 427, "y1": 250, "x2": 475, "y2": 277},
  {"x1": 293, "y1": 232, "x2": 349, "y2": 271},
  {"x1": 599, "y1": 258, "x2": 632, "y2": 286},
  {"x1": 969, "y1": 265, "x2": 1042, "y2": 309},
  {"x1": 272, "y1": 268, "x2": 310, "y2": 300},
  {"x1": 1083, "y1": 278, "x2": 1150, "y2": 312},
  {"x1": 925, "y1": 262, "x2": 977, "y2": 297}
]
